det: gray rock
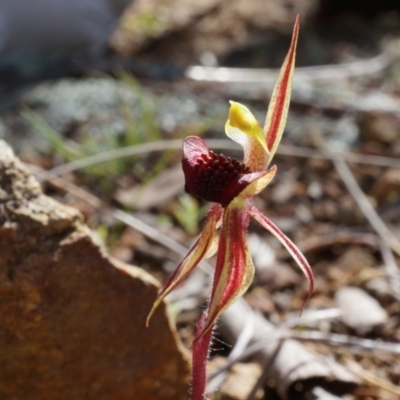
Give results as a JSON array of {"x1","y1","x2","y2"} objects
[
  {"x1": 335, "y1": 286, "x2": 388, "y2": 334},
  {"x1": 0, "y1": 0, "x2": 132, "y2": 60}
]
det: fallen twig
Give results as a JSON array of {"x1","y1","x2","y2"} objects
[
  {"x1": 36, "y1": 140, "x2": 400, "y2": 183},
  {"x1": 378, "y1": 239, "x2": 400, "y2": 302},
  {"x1": 207, "y1": 303, "x2": 255, "y2": 393},
  {"x1": 219, "y1": 302, "x2": 358, "y2": 399},
  {"x1": 186, "y1": 53, "x2": 390, "y2": 83},
  {"x1": 289, "y1": 330, "x2": 400, "y2": 356},
  {"x1": 284, "y1": 231, "x2": 380, "y2": 259},
  {"x1": 345, "y1": 358, "x2": 400, "y2": 397},
  {"x1": 333, "y1": 157, "x2": 400, "y2": 257},
  {"x1": 246, "y1": 337, "x2": 285, "y2": 400}
]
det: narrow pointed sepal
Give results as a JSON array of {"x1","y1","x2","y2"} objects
[
  {"x1": 196, "y1": 202, "x2": 254, "y2": 339},
  {"x1": 263, "y1": 15, "x2": 299, "y2": 166},
  {"x1": 249, "y1": 204, "x2": 314, "y2": 312},
  {"x1": 146, "y1": 204, "x2": 222, "y2": 327}
]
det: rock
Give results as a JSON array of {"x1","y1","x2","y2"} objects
[
  {"x1": 371, "y1": 168, "x2": 400, "y2": 205},
  {"x1": 219, "y1": 362, "x2": 263, "y2": 400},
  {"x1": 0, "y1": 0, "x2": 133, "y2": 108},
  {"x1": 0, "y1": 0, "x2": 132, "y2": 60},
  {"x1": 0, "y1": 140, "x2": 190, "y2": 399},
  {"x1": 358, "y1": 111, "x2": 400, "y2": 144},
  {"x1": 335, "y1": 287, "x2": 388, "y2": 334},
  {"x1": 208, "y1": 357, "x2": 263, "y2": 400},
  {"x1": 112, "y1": 0, "x2": 318, "y2": 64}
]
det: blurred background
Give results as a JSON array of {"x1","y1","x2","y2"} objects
[{"x1": 2, "y1": 0, "x2": 400, "y2": 399}]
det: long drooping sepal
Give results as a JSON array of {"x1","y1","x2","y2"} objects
[
  {"x1": 197, "y1": 202, "x2": 254, "y2": 339},
  {"x1": 191, "y1": 311, "x2": 213, "y2": 400},
  {"x1": 263, "y1": 15, "x2": 299, "y2": 166},
  {"x1": 248, "y1": 204, "x2": 313, "y2": 312},
  {"x1": 146, "y1": 204, "x2": 222, "y2": 326}
]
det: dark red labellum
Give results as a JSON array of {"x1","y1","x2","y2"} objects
[
  {"x1": 182, "y1": 136, "x2": 253, "y2": 207},
  {"x1": 191, "y1": 151, "x2": 250, "y2": 201}
]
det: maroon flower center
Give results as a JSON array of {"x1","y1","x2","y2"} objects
[{"x1": 188, "y1": 151, "x2": 251, "y2": 203}]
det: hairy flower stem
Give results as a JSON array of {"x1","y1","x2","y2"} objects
[{"x1": 192, "y1": 312, "x2": 213, "y2": 400}]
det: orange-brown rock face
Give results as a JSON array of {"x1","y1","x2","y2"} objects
[{"x1": 0, "y1": 140, "x2": 190, "y2": 400}]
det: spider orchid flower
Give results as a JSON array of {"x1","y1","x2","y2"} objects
[{"x1": 147, "y1": 16, "x2": 313, "y2": 400}]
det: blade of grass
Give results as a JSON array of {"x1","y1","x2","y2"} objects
[{"x1": 21, "y1": 107, "x2": 82, "y2": 161}]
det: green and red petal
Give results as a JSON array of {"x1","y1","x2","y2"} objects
[
  {"x1": 196, "y1": 202, "x2": 255, "y2": 339},
  {"x1": 146, "y1": 203, "x2": 222, "y2": 326}
]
